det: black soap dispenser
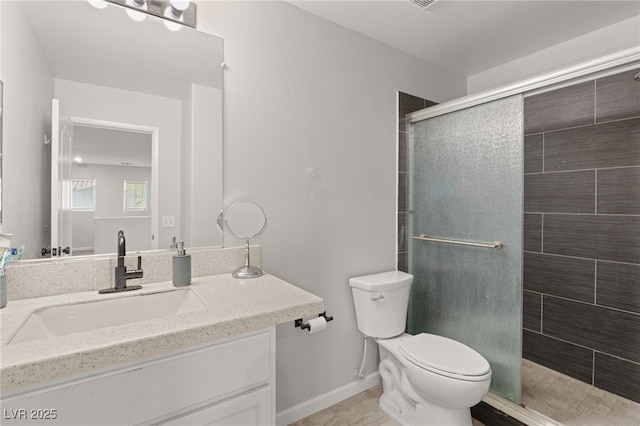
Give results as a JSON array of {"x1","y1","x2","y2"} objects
[{"x1": 172, "y1": 241, "x2": 191, "y2": 287}]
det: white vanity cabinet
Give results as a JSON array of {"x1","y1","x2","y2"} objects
[{"x1": 1, "y1": 327, "x2": 275, "y2": 425}]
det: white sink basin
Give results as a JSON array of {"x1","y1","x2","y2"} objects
[{"x1": 10, "y1": 289, "x2": 206, "y2": 345}]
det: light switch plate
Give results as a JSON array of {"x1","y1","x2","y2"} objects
[{"x1": 162, "y1": 216, "x2": 175, "y2": 228}]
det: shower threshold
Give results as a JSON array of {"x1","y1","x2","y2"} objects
[{"x1": 478, "y1": 390, "x2": 561, "y2": 426}]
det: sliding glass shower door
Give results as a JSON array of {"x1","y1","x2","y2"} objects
[{"x1": 407, "y1": 95, "x2": 523, "y2": 402}]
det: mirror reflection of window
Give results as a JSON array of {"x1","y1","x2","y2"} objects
[
  {"x1": 71, "y1": 179, "x2": 96, "y2": 211},
  {"x1": 124, "y1": 181, "x2": 148, "y2": 212}
]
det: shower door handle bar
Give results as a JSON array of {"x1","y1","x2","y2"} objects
[{"x1": 413, "y1": 234, "x2": 503, "y2": 249}]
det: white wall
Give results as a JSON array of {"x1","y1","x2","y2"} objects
[
  {"x1": 196, "y1": 0, "x2": 466, "y2": 418},
  {"x1": 467, "y1": 15, "x2": 640, "y2": 94},
  {"x1": 181, "y1": 84, "x2": 223, "y2": 247},
  {"x1": 54, "y1": 79, "x2": 182, "y2": 247},
  {"x1": 0, "y1": 2, "x2": 54, "y2": 259},
  {"x1": 180, "y1": 85, "x2": 193, "y2": 249},
  {"x1": 0, "y1": 1, "x2": 2, "y2": 77}
]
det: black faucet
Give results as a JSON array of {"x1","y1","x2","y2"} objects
[{"x1": 99, "y1": 230, "x2": 143, "y2": 294}]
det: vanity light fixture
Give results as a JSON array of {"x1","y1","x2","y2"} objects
[{"x1": 89, "y1": 0, "x2": 197, "y2": 29}]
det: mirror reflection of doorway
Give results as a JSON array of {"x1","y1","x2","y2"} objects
[{"x1": 70, "y1": 123, "x2": 156, "y2": 255}]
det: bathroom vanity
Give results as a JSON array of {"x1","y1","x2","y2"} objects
[{"x1": 0, "y1": 272, "x2": 324, "y2": 425}]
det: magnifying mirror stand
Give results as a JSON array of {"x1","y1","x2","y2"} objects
[
  {"x1": 225, "y1": 201, "x2": 267, "y2": 279},
  {"x1": 233, "y1": 239, "x2": 263, "y2": 279}
]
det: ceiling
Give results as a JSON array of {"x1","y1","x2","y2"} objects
[
  {"x1": 287, "y1": 1, "x2": 640, "y2": 77},
  {"x1": 73, "y1": 125, "x2": 152, "y2": 168}
]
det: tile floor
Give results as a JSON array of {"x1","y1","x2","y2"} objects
[
  {"x1": 521, "y1": 359, "x2": 640, "y2": 426},
  {"x1": 290, "y1": 360, "x2": 640, "y2": 426},
  {"x1": 288, "y1": 385, "x2": 485, "y2": 426}
]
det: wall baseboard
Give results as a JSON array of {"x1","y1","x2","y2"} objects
[{"x1": 276, "y1": 372, "x2": 381, "y2": 426}]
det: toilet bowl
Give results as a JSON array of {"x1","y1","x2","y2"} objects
[
  {"x1": 378, "y1": 333, "x2": 491, "y2": 425},
  {"x1": 349, "y1": 271, "x2": 491, "y2": 426}
]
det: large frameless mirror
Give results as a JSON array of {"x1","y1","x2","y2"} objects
[{"x1": 1, "y1": 1, "x2": 223, "y2": 260}]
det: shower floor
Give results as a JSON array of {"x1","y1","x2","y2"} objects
[{"x1": 521, "y1": 359, "x2": 640, "y2": 425}]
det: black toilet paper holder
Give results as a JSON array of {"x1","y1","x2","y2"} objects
[{"x1": 295, "y1": 311, "x2": 334, "y2": 331}]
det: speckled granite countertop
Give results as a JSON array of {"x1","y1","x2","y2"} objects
[{"x1": 0, "y1": 273, "x2": 324, "y2": 393}]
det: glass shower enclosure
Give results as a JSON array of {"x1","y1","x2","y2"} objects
[{"x1": 407, "y1": 95, "x2": 524, "y2": 402}]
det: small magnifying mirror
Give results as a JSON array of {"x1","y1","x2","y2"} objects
[{"x1": 224, "y1": 202, "x2": 267, "y2": 279}]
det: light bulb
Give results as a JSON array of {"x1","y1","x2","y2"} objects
[
  {"x1": 87, "y1": 0, "x2": 108, "y2": 9},
  {"x1": 125, "y1": 0, "x2": 147, "y2": 21},
  {"x1": 166, "y1": 0, "x2": 189, "y2": 23},
  {"x1": 164, "y1": 1, "x2": 185, "y2": 31},
  {"x1": 164, "y1": 19, "x2": 182, "y2": 31},
  {"x1": 170, "y1": 0, "x2": 190, "y2": 11}
]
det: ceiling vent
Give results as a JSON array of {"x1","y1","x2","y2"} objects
[{"x1": 409, "y1": 0, "x2": 439, "y2": 10}]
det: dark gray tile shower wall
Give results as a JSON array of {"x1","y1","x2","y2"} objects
[
  {"x1": 596, "y1": 261, "x2": 640, "y2": 313},
  {"x1": 524, "y1": 170, "x2": 596, "y2": 213},
  {"x1": 523, "y1": 329, "x2": 594, "y2": 384},
  {"x1": 594, "y1": 352, "x2": 640, "y2": 403},
  {"x1": 543, "y1": 118, "x2": 640, "y2": 171},
  {"x1": 524, "y1": 80, "x2": 595, "y2": 133},
  {"x1": 523, "y1": 252, "x2": 595, "y2": 302},
  {"x1": 523, "y1": 68, "x2": 640, "y2": 403},
  {"x1": 597, "y1": 167, "x2": 640, "y2": 214},
  {"x1": 523, "y1": 214, "x2": 542, "y2": 252}
]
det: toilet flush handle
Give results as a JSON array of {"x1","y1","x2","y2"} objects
[{"x1": 371, "y1": 295, "x2": 385, "y2": 302}]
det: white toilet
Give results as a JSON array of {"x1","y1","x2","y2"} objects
[{"x1": 349, "y1": 270, "x2": 491, "y2": 426}]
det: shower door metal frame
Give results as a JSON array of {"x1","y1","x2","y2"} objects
[{"x1": 407, "y1": 46, "x2": 640, "y2": 125}]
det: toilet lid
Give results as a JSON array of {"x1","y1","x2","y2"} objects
[{"x1": 399, "y1": 334, "x2": 491, "y2": 378}]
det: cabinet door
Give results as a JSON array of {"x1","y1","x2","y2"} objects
[
  {"x1": 1, "y1": 368, "x2": 137, "y2": 425},
  {"x1": 158, "y1": 386, "x2": 273, "y2": 426},
  {"x1": 130, "y1": 329, "x2": 273, "y2": 424}
]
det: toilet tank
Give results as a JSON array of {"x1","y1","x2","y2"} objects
[{"x1": 349, "y1": 271, "x2": 413, "y2": 338}]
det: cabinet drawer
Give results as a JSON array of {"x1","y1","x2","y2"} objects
[{"x1": 158, "y1": 386, "x2": 273, "y2": 426}]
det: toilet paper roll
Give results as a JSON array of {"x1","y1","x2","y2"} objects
[{"x1": 307, "y1": 316, "x2": 328, "y2": 335}]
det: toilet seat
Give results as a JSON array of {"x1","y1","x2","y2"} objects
[{"x1": 399, "y1": 333, "x2": 491, "y2": 382}]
